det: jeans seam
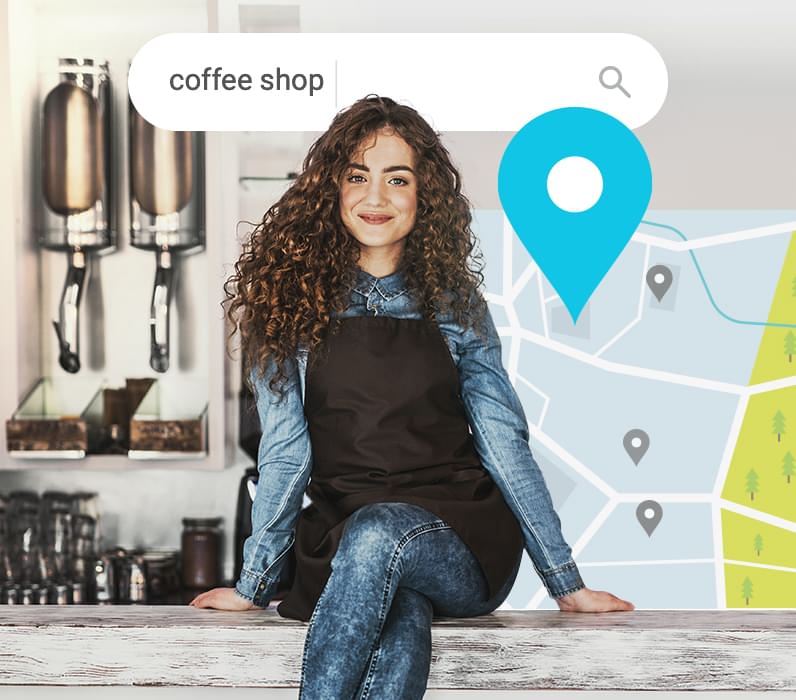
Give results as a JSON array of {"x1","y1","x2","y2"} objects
[
  {"x1": 299, "y1": 577, "x2": 335, "y2": 697},
  {"x1": 358, "y1": 645, "x2": 382, "y2": 700},
  {"x1": 359, "y1": 520, "x2": 450, "y2": 698}
]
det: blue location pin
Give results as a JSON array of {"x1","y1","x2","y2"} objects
[{"x1": 498, "y1": 107, "x2": 652, "y2": 322}]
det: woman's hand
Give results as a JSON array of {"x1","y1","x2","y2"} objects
[
  {"x1": 555, "y1": 586, "x2": 634, "y2": 612},
  {"x1": 189, "y1": 587, "x2": 262, "y2": 611}
]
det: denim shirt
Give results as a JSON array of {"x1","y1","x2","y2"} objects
[{"x1": 235, "y1": 268, "x2": 585, "y2": 607}]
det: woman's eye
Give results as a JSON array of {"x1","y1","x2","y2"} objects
[
  {"x1": 389, "y1": 177, "x2": 409, "y2": 186},
  {"x1": 347, "y1": 174, "x2": 366, "y2": 183}
]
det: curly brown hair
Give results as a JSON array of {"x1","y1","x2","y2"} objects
[{"x1": 223, "y1": 95, "x2": 489, "y2": 401}]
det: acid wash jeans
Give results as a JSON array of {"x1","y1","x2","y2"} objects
[{"x1": 298, "y1": 502, "x2": 522, "y2": 700}]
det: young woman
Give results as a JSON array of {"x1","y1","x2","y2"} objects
[{"x1": 191, "y1": 95, "x2": 634, "y2": 699}]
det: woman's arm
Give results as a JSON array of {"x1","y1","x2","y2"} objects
[
  {"x1": 235, "y1": 356, "x2": 313, "y2": 607},
  {"x1": 455, "y1": 303, "x2": 585, "y2": 599},
  {"x1": 455, "y1": 301, "x2": 633, "y2": 611},
  {"x1": 193, "y1": 356, "x2": 312, "y2": 610}
]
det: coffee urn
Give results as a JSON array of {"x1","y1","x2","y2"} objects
[
  {"x1": 128, "y1": 93, "x2": 204, "y2": 373},
  {"x1": 39, "y1": 58, "x2": 115, "y2": 373}
]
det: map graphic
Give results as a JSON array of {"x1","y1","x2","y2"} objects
[{"x1": 473, "y1": 209, "x2": 796, "y2": 610}]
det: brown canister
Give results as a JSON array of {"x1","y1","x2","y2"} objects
[{"x1": 181, "y1": 518, "x2": 222, "y2": 589}]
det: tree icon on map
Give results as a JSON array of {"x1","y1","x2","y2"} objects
[
  {"x1": 746, "y1": 469, "x2": 759, "y2": 501},
  {"x1": 753, "y1": 533, "x2": 763, "y2": 556},
  {"x1": 741, "y1": 577, "x2": 753, "y2": 606},
  {"x1": 772, "y1": 410, "x2": 786, "y2": 443},
  {"x1": 785, "y1": 331, "x2": 796, "y2": 363},
  {"x1": 783, "y1": 451, "x2": 795, "y2": 484}
]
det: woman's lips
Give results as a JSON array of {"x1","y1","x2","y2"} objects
[{"x1": 359, "y1": 214, "x2": 393, "y2": 225}]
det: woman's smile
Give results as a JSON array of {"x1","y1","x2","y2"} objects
[{"x1": 359, "y1": 213, "x2": 394, "y2": 225}]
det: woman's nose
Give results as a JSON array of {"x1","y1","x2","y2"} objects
[{"x1": 363, "y1": 179, "x2": 387, "y2": 206}]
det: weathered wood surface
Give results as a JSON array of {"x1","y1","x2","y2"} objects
[{"x1": 1, "y1": 607, "x2": 795, "y2": 690}]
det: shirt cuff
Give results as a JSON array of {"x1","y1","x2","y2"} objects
[
  {"x1": 234, "y1": 567, "x2": 280, "y2": 608},
  {"x1": 540, "y1": 560, "x2": 586, "y2": 599}
]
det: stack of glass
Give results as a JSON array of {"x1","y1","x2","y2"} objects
[{"x1": 0, "y1": 490, "x2": 99, "y2": 604}]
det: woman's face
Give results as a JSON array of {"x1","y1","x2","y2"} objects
[{"x1": 339, "y1": 127, "x2": 417, "y2": 270}]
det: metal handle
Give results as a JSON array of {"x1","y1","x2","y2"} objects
[
  {"x1": 149, "y1": 249, "x2": 174, "y2": 373},
  {"x1": 52, "y1": 248, "x2": 87, "y2": 373}
]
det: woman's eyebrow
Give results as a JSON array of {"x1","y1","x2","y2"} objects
[{"x1": 348, "y1": 162, "x2": 415, "y2": 174}]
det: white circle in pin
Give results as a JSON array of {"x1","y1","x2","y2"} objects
[{"x1": 546, "y1": 156, "x2": 603, "y2": 213}]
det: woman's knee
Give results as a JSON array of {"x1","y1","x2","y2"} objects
[{"x1": 331, "y1": 502, "x2": 444, "y2": 574}]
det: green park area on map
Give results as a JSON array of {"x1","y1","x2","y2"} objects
[{"x1": 722, "y1": 231, "x2": 796, "y2": 606}]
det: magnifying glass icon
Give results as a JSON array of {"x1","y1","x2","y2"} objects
[{"x1": 599, "y1": 66, "x2": 631, "y2": 98}]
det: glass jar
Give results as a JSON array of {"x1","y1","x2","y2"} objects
[{"x1": 181, "y1": 517, "x2": 222, "y2": 589}]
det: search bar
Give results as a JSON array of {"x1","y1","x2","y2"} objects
[{"x1": 128, "y1": 33, "x2": 668, "y2": 132}]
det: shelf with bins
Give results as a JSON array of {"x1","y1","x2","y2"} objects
[
  {"x1": 6, "y1": 376, "x2": 208, "y2": 462},
  {"x1": 0, "y1": 0, "x2": 232, "y2": 471}
]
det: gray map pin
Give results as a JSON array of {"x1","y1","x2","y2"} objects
[
  {"x1": 636, "y1": 500, "x2": 663, "y2": 537},
  {"x1": 646, "y1": 265, "x2": 673, "y2": 302},
  {"x1": 623, "y1": 428, "x2": 650, "y2": 465}
]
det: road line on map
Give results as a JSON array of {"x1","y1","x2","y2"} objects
[
  {"x1": 502, "y1": 214, "x2": 514, "y2": 298},
  {"x1": 711, "y1": 394, "x2": 745, "y2": 609},
  {"x1": 724, "y1": 559, "x2": 796, "y2": 574},
  {"x1": 712, "y1": 498, "x2": 728, "y2": 609},
  {"x1": 577, "y1": 558, "x2": 715, "y2": 567},
  {"x1": 504, "y1": 298, "x2": 521, "y2": 331},
  {"x1": 594, "y1": 317, "x2": 640, "y2": 358},
  {"x1": 593, "y1": 243, "x2": 651, "y2": 358},
  {"x1": 748, "y1": 375, "x2": 796, "y2": 393},
  {"x1": 508, "y1": 332, "x2": 521, "y2": 388},
  {"x1": 501, "y1": 326, "x2": 745, "y2": 394},
  {"x1": 527, "y1": 584, "x2": 548, "y2": 610},
  {"x1": 569, "y1": 499, "x2": 616, "y2": 560},
  {"x1": 515, "y1": 374, "x2": 551, "y2": 428},
  {"x1": 634, "y1": 220, "x2": 796, "y2": 252},
  {"x1": 537, "y1": 274, "x2": 549, "y2": 338},
  {"x1": 719, "y1": 499, "x2": 796, "y2": 532},
  {"x1": 527, "y1": 424, "x2": 616, "y2": 497},
  {"x1": 510, "y1": 263, "x2": 537, "y2": 302},
  {"x1": 712, "y1": 395, "x2": 748, "y2": 497}
]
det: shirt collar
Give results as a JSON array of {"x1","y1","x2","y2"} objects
[{"x1": 353, "y1": 266, "x2": 408, "y2": 300}]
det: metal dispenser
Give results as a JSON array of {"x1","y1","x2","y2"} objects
[
  {"x1": 39, "y1": 58, "x2": 114, "y2": 373},
  {"x1": 128, "y1": 96, "x2": 205, "y2": 373}
]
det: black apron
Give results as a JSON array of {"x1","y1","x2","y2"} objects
[{"x1": 276, "y1": 315, "x2": 523, "y2": 622}]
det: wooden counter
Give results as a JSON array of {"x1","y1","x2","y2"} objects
[{"x1": 1, "y1": 607, "x2": 795, "y2": 690}]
